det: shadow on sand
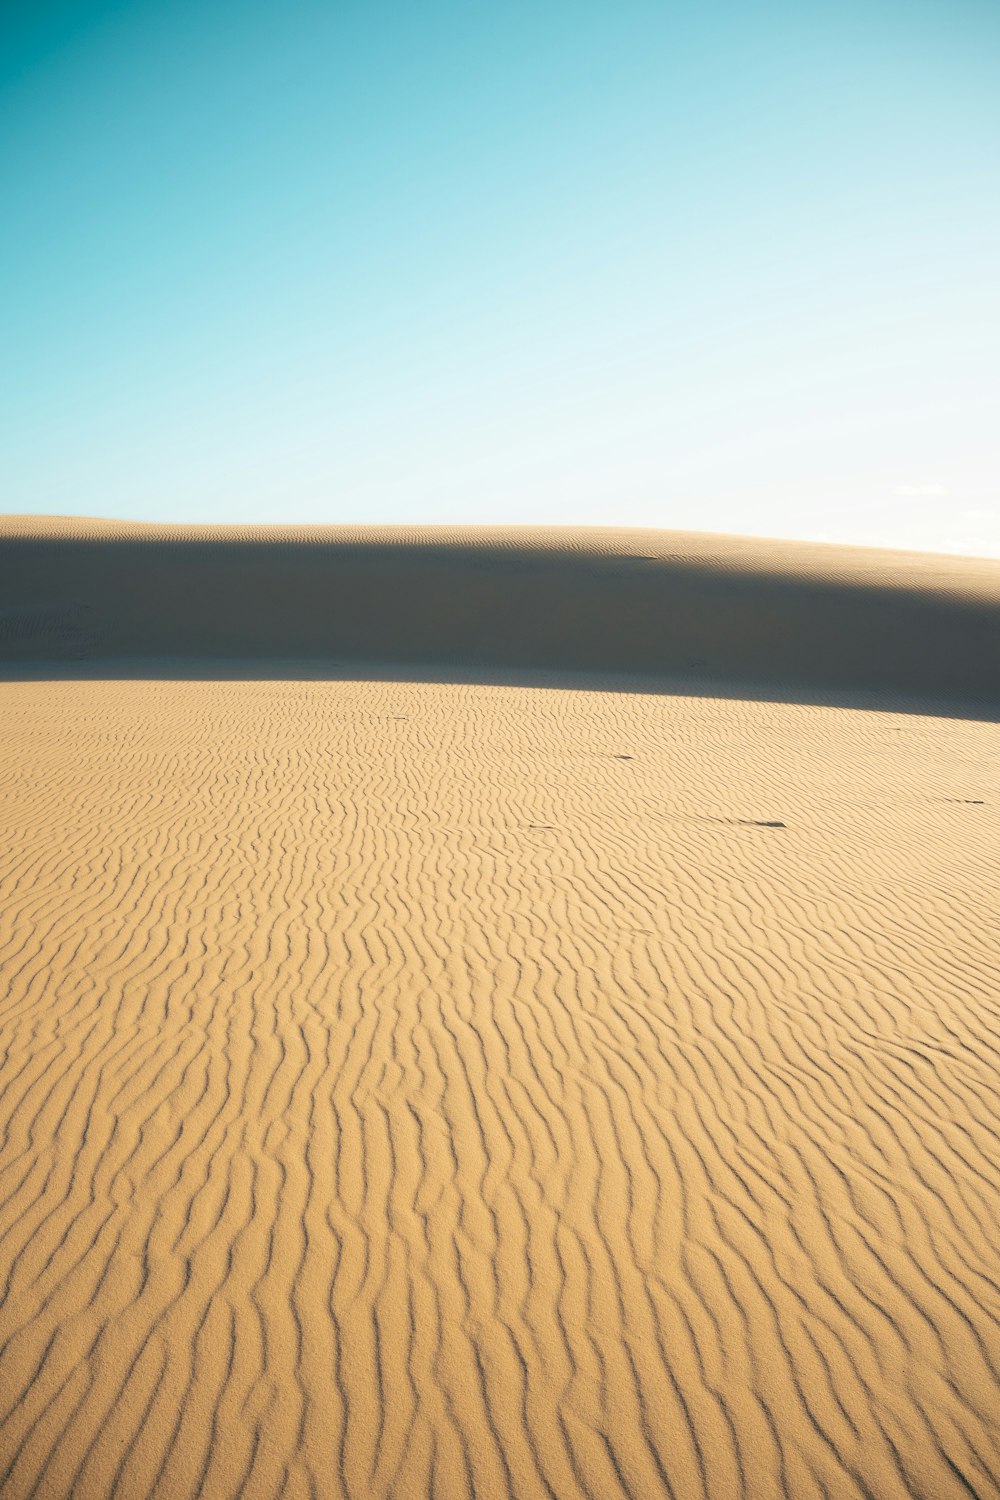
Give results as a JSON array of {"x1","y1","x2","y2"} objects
[{"x1": 2, "y1": 529, "x2": 998, "y2": 721}]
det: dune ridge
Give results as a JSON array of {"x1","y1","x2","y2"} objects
[
  {"x1": 2, "y1": 517, "x2": 999, "y2": 704},
  {"x1": 1, "y1": 521, "x2": 999, "y2": 1498}
]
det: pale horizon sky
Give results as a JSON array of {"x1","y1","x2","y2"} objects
[{"x1": 2, "y1": 0, "x2": 998, "y2": 556}]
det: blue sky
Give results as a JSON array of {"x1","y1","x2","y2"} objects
[{"x1": 2, "y1": 0, "x2": 998, "y2": 553}]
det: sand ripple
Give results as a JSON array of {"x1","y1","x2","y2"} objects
[{"x1": 1, "y1": 676, "x2": 998, "y2": 1498}]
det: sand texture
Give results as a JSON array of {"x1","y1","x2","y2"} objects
[{"x1": 1, "y1": 522, "x2": 1000, "y2": 1499}]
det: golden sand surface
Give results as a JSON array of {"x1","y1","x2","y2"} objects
[{"x1": 1, "y1": 522, "x2": 999, "y2": 1499}]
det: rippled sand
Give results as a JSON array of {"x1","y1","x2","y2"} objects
[{"x1": 1, "y1": 522, "x2": 999, "y2": 1499}]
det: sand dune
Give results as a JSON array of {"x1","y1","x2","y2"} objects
[
  {"x1": 1, "y1": 521, "x2": 999, "y2": 1499},
  {"x1": 2, "y1": 517, "x2": 999, "y2": 703}
]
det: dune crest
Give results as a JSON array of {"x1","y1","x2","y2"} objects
[{"x1": 1, "y1": 521, "x2": 999, "y2": 1498}]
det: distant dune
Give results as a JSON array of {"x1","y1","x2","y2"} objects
[
  {"x1": 2, "y1": 516, "x2": 999, "y2": 704},
  {"x1": 1, "y1": 518, "x2": 999, "y2": 1499}
]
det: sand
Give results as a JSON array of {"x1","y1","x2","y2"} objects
[
  {"x1": 1, "y1": 520, "x2": 999, "y2": 1499},
  {"x1": 2, "y1": 516, "x2": 999, "y2": 701}
]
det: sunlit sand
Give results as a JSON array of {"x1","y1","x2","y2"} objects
[{"x1": 1, "y1": 518, "x2": 998, "y2": 1499}]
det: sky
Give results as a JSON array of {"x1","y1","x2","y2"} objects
[{"x1": 2, "y1": 0, "x2": 998, "y2": 554}]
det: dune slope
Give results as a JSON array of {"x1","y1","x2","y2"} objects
[
  {"x1": 2, "y1": 517, "x2": 999, "y2": 703},
  {"x1": 1, "y1": 523, "x2": 999, "y2": 1499}
]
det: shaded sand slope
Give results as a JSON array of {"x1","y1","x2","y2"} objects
[
  {"x1": 2, "y1": 517, "x2": 1000, "y2": 703},
  {"x1": 1, "y1": 671, "x2": 1000, "y2": 1500}
]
